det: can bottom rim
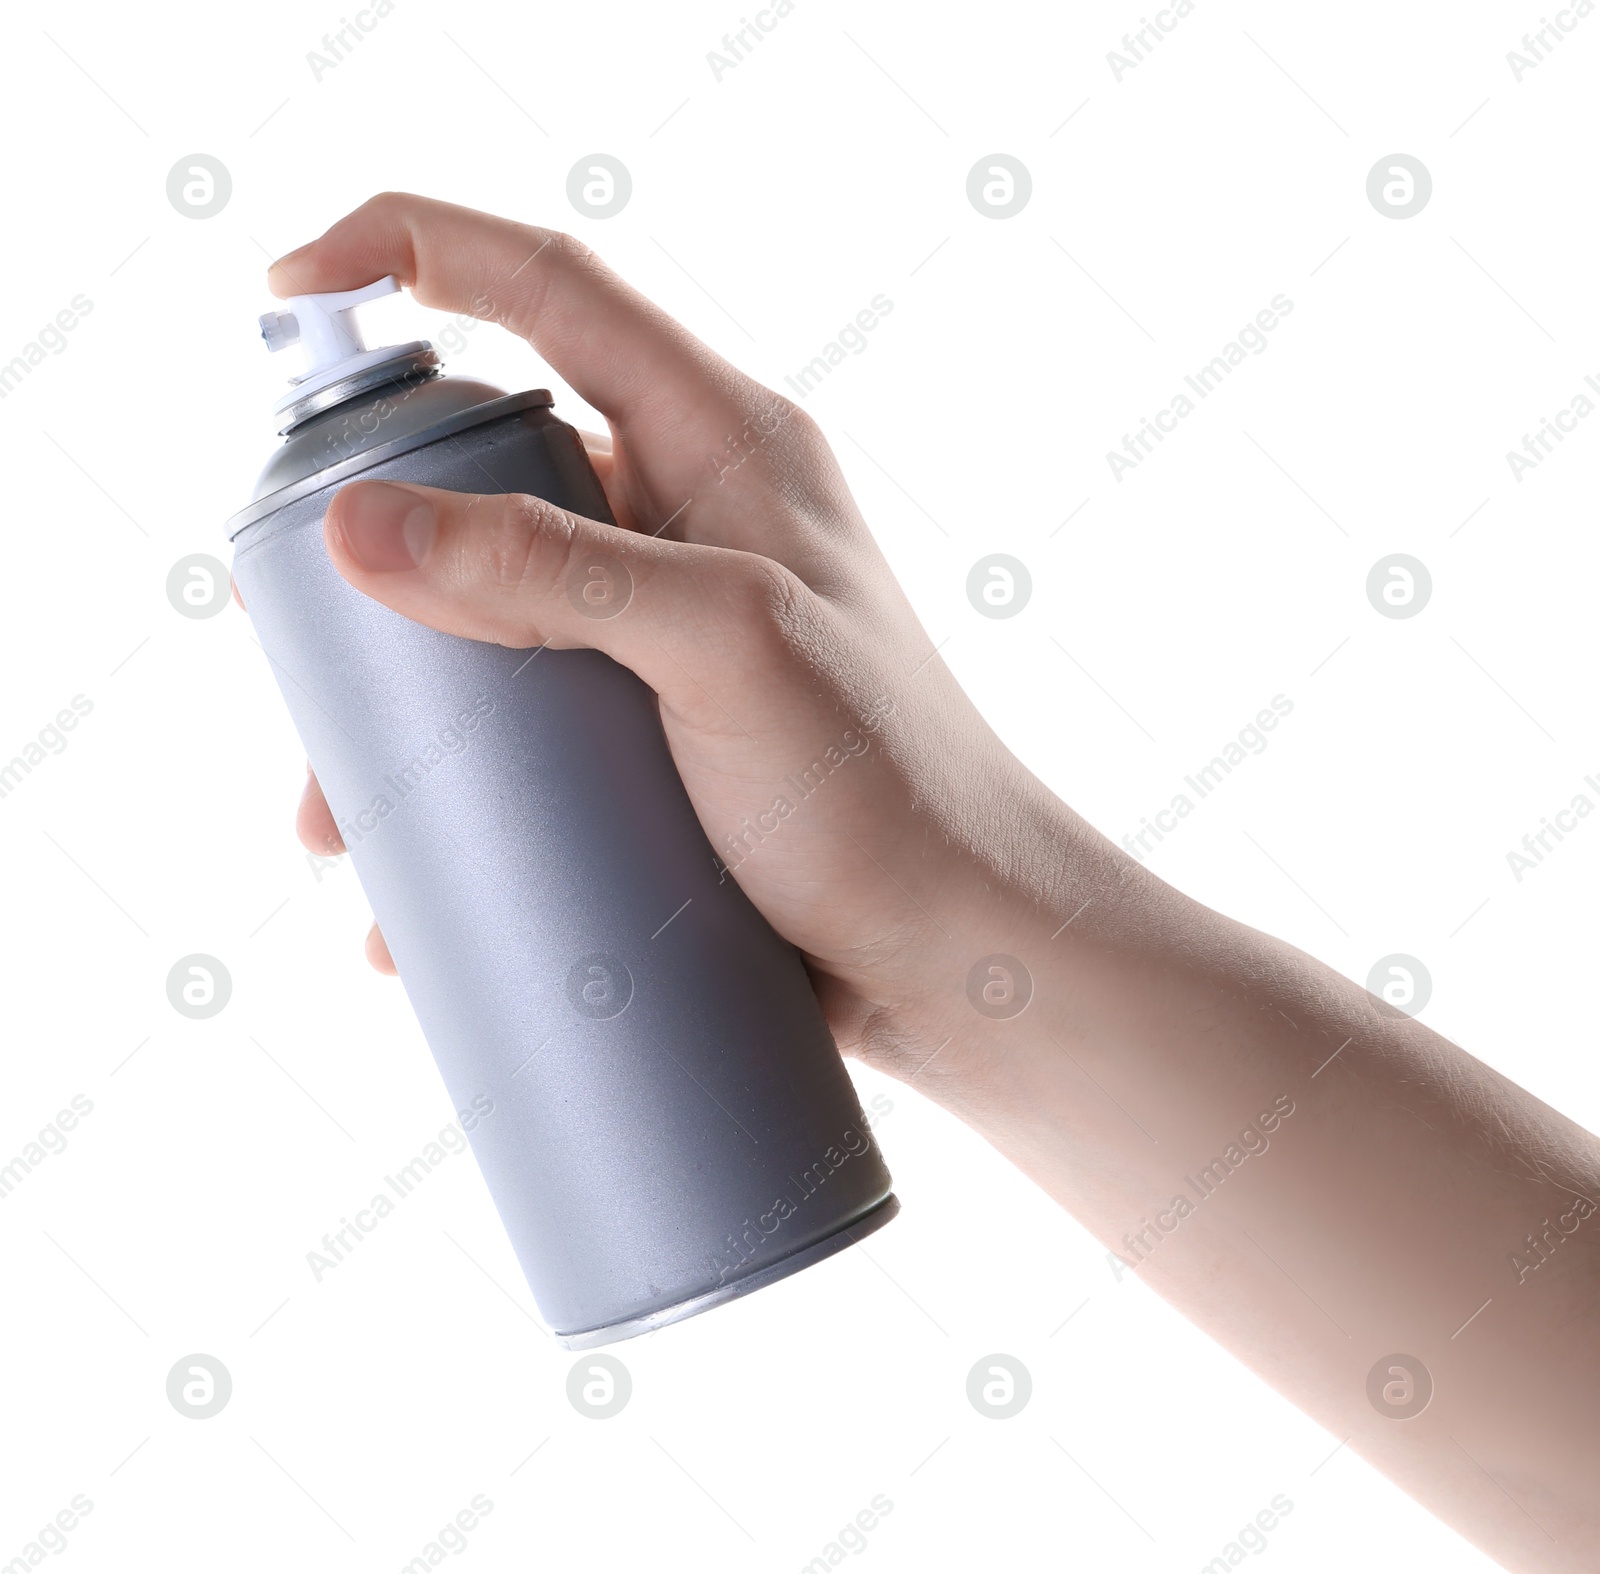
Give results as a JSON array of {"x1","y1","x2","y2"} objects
[{"x1": 555, "y1": 1192, "x2": 901, "y2": 1350}]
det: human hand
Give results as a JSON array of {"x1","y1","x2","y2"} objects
[{"x1": 270, "y1": 192, "x2": 1105, "y2": 1077}]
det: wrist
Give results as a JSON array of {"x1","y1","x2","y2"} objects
[{"x1": 844, "y1": 778, "x2": 1156, "y2": 1102}]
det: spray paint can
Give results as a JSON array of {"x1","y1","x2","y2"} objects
[{"x1": 227, "y1": 277, "x2": 897, "y2": 1347}]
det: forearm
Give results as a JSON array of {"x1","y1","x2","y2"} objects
[{"x1": 858, "y1": 792, "x2": 1600, "y2": 1572}]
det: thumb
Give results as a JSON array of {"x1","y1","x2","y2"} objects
[{"x1": 323, "y1": 479, "x2": 815, "y2": 731}]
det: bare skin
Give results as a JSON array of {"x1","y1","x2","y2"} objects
[{"x1": 260, "y1": 194, "x2": 1599, "y2": 1571}]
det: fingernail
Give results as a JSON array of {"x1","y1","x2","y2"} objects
[{"x1": 335, "y1": 482, "x2": 437, "y2": 571}]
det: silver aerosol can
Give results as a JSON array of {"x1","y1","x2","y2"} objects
[{"x1": 227, "y1": 277, "x2": 897, "y2": 1347}]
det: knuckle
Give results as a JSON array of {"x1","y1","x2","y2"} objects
[
  {"x1": 730, "y1": 386, "x2": 822, "y2": 455},
  {"x1": 472, "y1": 492, "x2": 574, "y2": 599},
  {"x1": 742, "y1": 383, "x2": 822, "y2": 449},
  {"x1": 499, "y1": 228, "x2": 606, "y2": 339},
  {"x1": 360, "y1": 190, "x2": 415, "y2": 228},
  {"x1": 773, "y1": 396, "x2": 824, "y2": 448},
  {"x1": 545, "y1": 227, "x2": 597, "y2": 270},
  {"x1": 710, "y1": 390, "x2": 842, "y2": 519},
  {"x1": 729, "y1": 555, "x2": 813, "y2": 648}
]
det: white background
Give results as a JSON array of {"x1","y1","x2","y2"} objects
[{"x1": 0, "y1": 0, "x2": 1593, "y2": 1569}]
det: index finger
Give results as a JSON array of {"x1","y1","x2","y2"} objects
[{"x1": 266, "y1": 191, "x2": 759, "y2": 445}]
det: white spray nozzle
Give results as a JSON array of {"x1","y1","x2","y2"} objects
[
  {"x1": 259, "y1": 275, "x2": 402, "y2": 376},
  {"x1": 259, "y1": 274, "x2": 435, "y2": 429}
]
